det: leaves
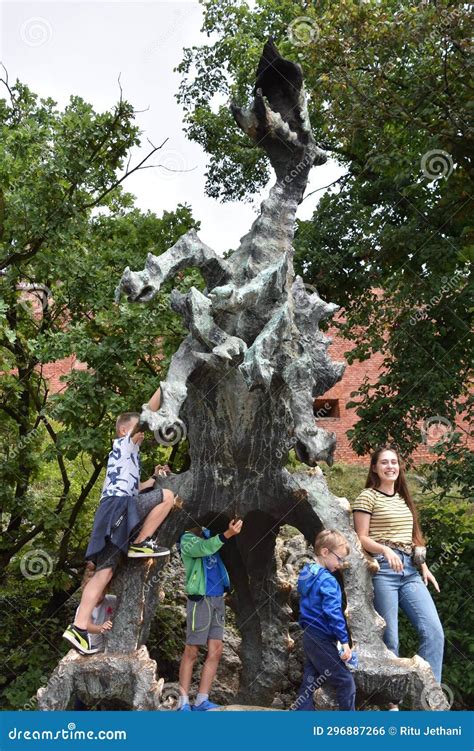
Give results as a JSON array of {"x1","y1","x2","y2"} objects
[
  {"x1": 176, "y1": 0, "x2": 473, "y2": 495},
  {"x1": 0, "y1": 78, "x2": 199, "y2": 705}
]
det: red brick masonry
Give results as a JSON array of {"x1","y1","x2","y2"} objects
[
  {"x1": 36, "y1": 329, "x2": 472, "y2": 466},
  {"x1": 320, "y1": 325, "x2": 472, "y2": 465}
]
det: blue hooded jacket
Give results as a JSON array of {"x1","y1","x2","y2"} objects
[{"x1": 298, "y1": 562, "x2": 349, "y2": 644}]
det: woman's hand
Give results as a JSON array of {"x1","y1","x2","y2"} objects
[
  {"x1": 382, "y1": 546, "x2": 404, "y2": 572},
  {"x1": 100, "y1": 620, "x2": 113, "y2": 633},
  {"x1": 421, "y1": 563, "x2": 440, "y2": 592}
]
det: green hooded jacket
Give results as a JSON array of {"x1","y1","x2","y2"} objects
[{"x1": 180, "y1": 530, "x2": 230, "y2": 596}]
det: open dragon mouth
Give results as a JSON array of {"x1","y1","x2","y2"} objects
[{"x1": 131, "y1": 285, "x2": 155, "y2": 303}]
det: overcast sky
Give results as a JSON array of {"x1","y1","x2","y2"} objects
[{"x1": 1, "y1": 0, "x2": 344, "y2": 253}]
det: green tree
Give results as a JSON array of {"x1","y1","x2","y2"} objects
[
  {"x1": 400, "y1": 495, "x2": 474, "y2": 709},
  {"x1": 0, "y1": 77, "x2": 199, "y2": 703},
  {"x1": 176, "y1": 0, "x2": 473, "y2": 495}
]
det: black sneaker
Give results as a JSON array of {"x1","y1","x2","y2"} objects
[
  {"x1": 128, "y1": 538, "x2": 170, "y2": 558},
  {"x1": 62, "y1": 624, "x2": 99, "y2": 655}
]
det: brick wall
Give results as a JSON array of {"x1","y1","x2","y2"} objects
[
  {"x1": 318, "y1": 324, "x2": 473, "y2": 465},
  {"x1": 316, "y1": 325, "x2": 378, "y2": 465},
  {"x1": 40, "y1": 355, "x2": 87, "y2": 394}
]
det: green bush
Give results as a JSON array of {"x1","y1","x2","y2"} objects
[
  {"x1": 0, "y1": 586, "x2": 72, "y2": 710},
  {"x1": 399, "y1": 498, "x2": 473, "y2": 709}
]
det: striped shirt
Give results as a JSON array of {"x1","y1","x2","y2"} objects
[{"x1": 351, "y1": 488, "x2": 413, "y2": 545}]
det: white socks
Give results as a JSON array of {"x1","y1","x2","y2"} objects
[{"x1": 179, "y1": 692, "x2": 209, "y2": 708}]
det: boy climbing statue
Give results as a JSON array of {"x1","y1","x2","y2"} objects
[{"x1": 63, "y1": 383, "x2": 178, "y2": 654}]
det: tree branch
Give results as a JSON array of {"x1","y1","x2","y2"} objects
[
  {"x1": 0, "y1": 238, "x2": 45, "y2": 272},
  {"x1": 56, "y1": 462, "x2": 104, "y2": 569},
  {"x1": 80, "y1": 139, "x2": 169, "y2": 210},
  {"x1": 0, "y1": 401, "x2": 21, "y2": 421},
  {"x1": 0, "y1": 64, "x2": 16, "y2": 108},
  {"x1": 302, "y1": 173, "x2": 350, "y2": 202}
]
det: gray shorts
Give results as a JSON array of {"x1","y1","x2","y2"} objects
[
  {"x1": 186, "y1": 596, "x2": 225, "y2": 645},
  {"x1": 95, "y1": 488, "x2": 164, "y2": 572}
]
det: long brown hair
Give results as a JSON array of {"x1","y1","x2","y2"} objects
[{"x1": 365, "y1": 446, "x2": 425, "y2": 546}]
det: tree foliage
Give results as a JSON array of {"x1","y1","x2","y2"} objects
[
  {"x1": 401, "y1": 496, "x2": 474, "y2": 709},
  {"x1": 0, "y1": 77, "x2": 199, "y2": 705},
  {"x1": 176, "y1": 0, "x2": 473, "y2": 495}
]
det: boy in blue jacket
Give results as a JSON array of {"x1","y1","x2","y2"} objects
[{"x1": 294, "y1": 529, "x2": 356, "y2": 711}]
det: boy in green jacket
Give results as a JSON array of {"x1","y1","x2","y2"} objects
[{"x1": 178, "y1": 518, "x2": 243, "y2": 711}]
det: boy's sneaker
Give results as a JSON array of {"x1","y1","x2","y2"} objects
[
  {"x1": 193, "y1": 699, "x2": 221, "y2": 711},
  {"x1": 128, "y1": 538, "x2": 170, "y2": 558},
  {"x1": 62, "y1": 624, "x2": 99, "y2": 655},
  {"x1": 179, "y1": 703, "x2": 192, "y2": 711}
]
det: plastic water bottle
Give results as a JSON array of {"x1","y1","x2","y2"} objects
[{"x1": 337, "y1": 643, "x2": 359, "y2": 668}]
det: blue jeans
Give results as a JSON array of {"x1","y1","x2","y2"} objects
[
  {"x1": 373, "y1": 550, "x2": 444, "y2": 682},
  {"x1": 295, "y1": 627, "x2": 356, "y2": 711}
]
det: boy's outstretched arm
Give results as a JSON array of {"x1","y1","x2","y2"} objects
[
  {"x1": 147, "y1": 384, "x2": 162, "y2": 412},
  {"x1": 181, "y1": 519, "x2": 243, "y2": 558}
]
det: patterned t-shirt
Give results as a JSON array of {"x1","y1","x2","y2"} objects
[
  {"x1": 101, "y1": 432, "x2": 140, "y2": 499},
  {"x1": 351, "y1": 488, "x2": 413, "y2": 545}
]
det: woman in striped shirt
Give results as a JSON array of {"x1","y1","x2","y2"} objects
[{"x1": 352, "y1": 446, "x2": 444, "y2": 707}]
